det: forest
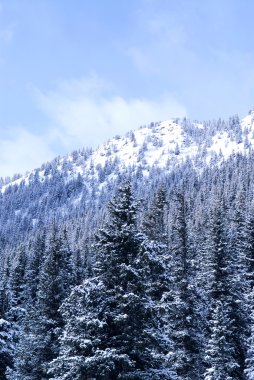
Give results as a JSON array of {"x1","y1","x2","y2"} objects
[{"x1": 1, "y1": 117, "x2": 254, "y2": 379}]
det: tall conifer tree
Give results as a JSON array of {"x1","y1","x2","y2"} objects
[{"x1": 48, "y1": 182, "x2": 173, "y2": 379}]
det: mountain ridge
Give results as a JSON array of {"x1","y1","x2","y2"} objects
[
  {"x1": 0, "y1": 110, "x2": 254, "y2": 249},
  {"x1": 1, "y1": 111, "x2": 254, "y2": 193}
]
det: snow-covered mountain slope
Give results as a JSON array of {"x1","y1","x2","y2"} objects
[
  {"x1": 2, "y1": 111, "x2": 254, "y2": 192},
  {"x1": 1, "y1": 110, "x2": 254, "y2": 248}
]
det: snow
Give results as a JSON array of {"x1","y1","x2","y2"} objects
[{"x1": 2, "y1": 112, "x2": 254, "y2": 193}]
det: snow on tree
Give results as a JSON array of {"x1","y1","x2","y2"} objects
[{"x1": 48, "y1": 182, "x2": 174, "y2": 379}]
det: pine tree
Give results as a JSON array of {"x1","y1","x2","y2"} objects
[
  {"x1": 6, "y1": 246, "x2": 27, "y2": 326},
  {"x1": 2, "y1": 246, "x2": 28, "y2": 379},
  {"x1": 166, "y1": 192, "x2": 199, "y2": 380},
  {"x1": 7, "y1": 226, "x2": 75, "y2": 379},
  {"x1": 48, "y1": 182, "x2": 173, "y2": 379},
  {"x1": 228, "y1": 193, "x2": 249, "y2": 379},
  {"x1": 24, "y1": 231, "x2": 46, "y2": 305},
  {"x1": 0, "y1": 318, "x2": 13, "y2": 380},
  {"x1": 245, "y1": 290, "x2": 254, "y2": 379},
  {"x1": 244, "y1": 213, "x2": 254, "y2": 290},
  {"x1": 143, "y1": 186, "x2": 168, "y2": 243},
  {"x1": 204, "y1": 300, "x2": 239, "y2": 380},
  {"x1": 203, "y1": 205, "x2": 244, "y2": 379}
]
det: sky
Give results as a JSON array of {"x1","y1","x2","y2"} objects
[{"x1": 1, "y1": 0, "x2": 254, "y2": 177}]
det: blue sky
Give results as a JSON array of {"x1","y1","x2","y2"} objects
[{"x1": 1, "y1": 0, "x2": 254, "y2": 177}]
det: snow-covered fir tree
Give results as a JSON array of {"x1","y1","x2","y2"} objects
[
  {"x1": 166, "y1": 192, "x2": 199, "y2": 380},
  {"x1": 48, "y1": 182, "x2": 174, "y2": 379}
]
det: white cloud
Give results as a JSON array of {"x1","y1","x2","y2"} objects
[
  {"x1": 0, "y1": 75, "x2": 186, "y2": 178},
  {"x1": 36, "y1": 76, "x2": 187, "y2": 151},
  {"x1": 0, "y1": 129, "x2": 55, "y2": 178}
]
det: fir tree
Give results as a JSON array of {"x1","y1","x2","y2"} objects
[
  {"x1": 0, "y1": 318, "x2": 13, "y2": 380},
  {"x1": 48, "y1": 182, "x2": 173, "y2": 379},
  {"x1": 204, "y1": 300, "x2": 239, "y2": 380},
  {"x1": 143, "y1": 185, "x2": 168, "y2": 243},
  {"x1": 7, "y1": 226, "x2": 74, "y2": 379},
  {"x1": 245, "y1": 290, "x2": 254, "y2": 380},
  {"x1": 166, "y1": 192, "x2": 199, "y2": 380},
  {"x1": 204, "y1": 206, "x2": 244, "y2": 379}
]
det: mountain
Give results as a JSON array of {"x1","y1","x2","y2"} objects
[
  {"x1": 2, "y1": 110, "x2": 254, "y2": 379},
  {"x1": 2, "y1": 111, "x2": 254, "y2": 193},
  {"x1": 0, "y1": 111, "x2": 254, "y2": 249}
]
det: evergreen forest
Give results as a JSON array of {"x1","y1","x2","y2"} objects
[{"x1": 1, "y1": 116, "x2": 254, "y2": 379}]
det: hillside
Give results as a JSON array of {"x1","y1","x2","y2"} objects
[
  {"x1": 2, "y1": 111, "x2": 254, "y2": 378},
  {"x1": 0, "y1": 112, "x2": 253, "y2": 249},
  {"x1": 2, "y1": 111, "x2": 254, "y2": 193}
]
